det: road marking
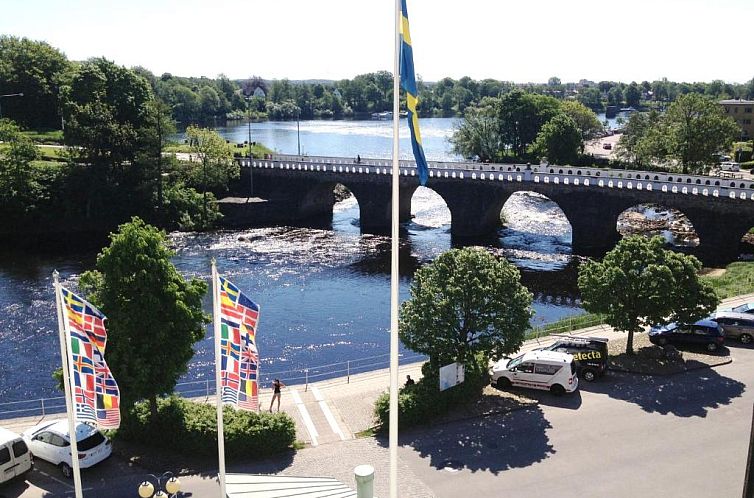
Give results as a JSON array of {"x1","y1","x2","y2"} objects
[
  {"x1": 36, "y1": 469, "x2": 93, "y2": 492},
  {"x1": 290, "y1": 388, "x2": 319, "y2": 446},
  {"x1": 311, "y1": 386, "x2": 346, "y2": 440}
]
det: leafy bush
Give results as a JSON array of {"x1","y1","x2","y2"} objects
[
  {"x1": 117, "y1": 396, "x2": 296, "y2": 458},
  {"x1": 374, "y1": 359, "x2": 488, "y2": 430}
]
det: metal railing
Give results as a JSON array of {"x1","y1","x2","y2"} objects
[{"x1": 0, "y1": 351, "x2": 426, "y2": 422}]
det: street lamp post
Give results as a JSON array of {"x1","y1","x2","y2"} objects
[
  {"x1": 297, "y1": 109, "x2": 301, "y2": 156},
  {"x1": 246, "y1": 97, "x2": 254, "y2": 197},
  {"x1": 138, "y1": 472, "x2": 181, "y2": 498},
  {"x1": 0, "y1": 92, "x2": 24, "y2": 119}
]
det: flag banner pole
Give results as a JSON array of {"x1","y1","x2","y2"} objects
[
  {"x1": 212, "y1": 260, "x2": 228, "y2": 498},
  {"x1": 390, "y1": 0, "x2": 401, "y2": 496},
  {"x1": 53, "y1": 271, "x2": 84, "y2": 498}
]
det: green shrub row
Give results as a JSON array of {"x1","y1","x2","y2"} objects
[
  {"x1": 374, "y1": 359, "x2": 488, "y2": 430},
  {"x1": 117, "y1": 396, "x2": 296, "y2": 458}
]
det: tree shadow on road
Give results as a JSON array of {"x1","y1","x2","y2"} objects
[
  {"x1": 393, "y1": 406, "x2": 554, "y2": 474},
  {"x1": 581, "y1": 366, "x2": 745, "y2": 417}
]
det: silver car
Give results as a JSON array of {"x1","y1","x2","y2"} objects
[{"x1": 711, "y1": 311, "x2": 754, "y2": 344}]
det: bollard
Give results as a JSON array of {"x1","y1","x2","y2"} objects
[
  {"x1": 347, "y1": 361, "x2": 350, "y2": 384},
  {"x1": 41, "y1": 398, "x2": 45, "y2": 417},
  {"x1": 305, "y1": 369, "x2": 309, "y2": 392},
  {"x1": 354, "y1": 464, "x2": 374, "y2": 498}
]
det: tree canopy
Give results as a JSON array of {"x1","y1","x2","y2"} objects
[
  {"x1": 532, "y1": 114, "x2": 582, "y2": 164},
  {"x1": 578, "y1": 235, "x2": 719, "y2": 354},
  {"x1": 80, "y1": 217, "x2": 209, "y2": 418},
  {"x1": 399, "y1": 247, "x2": 533, "y2": 369}
]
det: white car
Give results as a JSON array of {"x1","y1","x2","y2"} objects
[
  {"x1": 22, "y1": 419, "x2": 111, "y2": 478},
  {"x1": 491, "y1": 350, "x2": 578, "y2": 395}
]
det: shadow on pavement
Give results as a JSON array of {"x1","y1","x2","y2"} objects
[
  {"x1": 582, "y1": 367, "x2": 745, "y2": 417},
  {"x1": 393, "y1": 406, "x2": 554, "y2": 474},
  {"x1": 505, "y1": 389, "x2": 583, "y2": 410}
]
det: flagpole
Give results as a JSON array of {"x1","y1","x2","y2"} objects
[
  {"x1": 389, "y1": 0, "x2": 401, "y2": 497},
  {"x1": 212, "y1": 260, "x2": 228, "y2": 498},
  {"x1": 53, "y1": 271, "x2": 84, "y2": 498}
]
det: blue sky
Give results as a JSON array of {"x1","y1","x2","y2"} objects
[{"x1": 2, "y1": 0, "x2": 753, "y2": 83}]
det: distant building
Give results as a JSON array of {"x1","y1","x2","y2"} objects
[
  {"x1": 253, "y1": 87, "x2": 266, "y2": 99},
  {"x1": 720, "y1": 99, "x2": 754, "y2": 139}
]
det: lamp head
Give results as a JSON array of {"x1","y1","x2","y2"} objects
[
  {"x1": 138, "y1": 480, "x2": 155, "y2": 498},
  {"x1": 165, "y1": 476, "x2": 181, "y2": 495}
]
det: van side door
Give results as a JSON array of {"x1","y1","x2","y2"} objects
[{"x1": 510, "y1": 362, "x2": 536, "y2": 387}]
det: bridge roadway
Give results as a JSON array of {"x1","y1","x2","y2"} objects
[{"x1": 230, "y1": 154, "x2": 754, "y2": 265}]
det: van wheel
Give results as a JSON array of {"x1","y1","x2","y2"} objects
[
  {"x1": 740, "y1": 334, "x2": 752, "y2": 345},
  {"x1": 706, "y1": 342, "x2": 718, "y2": 352},
  {"x1": 60, "y1": 462, "x2": 73, "y2": 479},
  {"x1": 496, "y1": 377, "x2": 511, "y2": 390},
  {"x1": 582, "y1": 369, "x2": 597, "y2": 382},
  {"x1": 550, "y1": 384, "x2": 565, "y2": 396}
]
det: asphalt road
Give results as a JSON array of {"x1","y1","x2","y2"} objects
[
  {"x1": 3, "y1": 343, "x2": 753, "y2": 498},
  {"x1": 398, "y1": 344, "x2": 754, "y2": 498}
]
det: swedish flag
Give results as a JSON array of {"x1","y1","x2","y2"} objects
[{"x1": 400, "y1": 0, "x2": 429, "y2": 186}]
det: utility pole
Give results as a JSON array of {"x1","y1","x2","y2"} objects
[
  {"x1": 247, "y1": 98, "x2": 254, "y2": 197},
  {"x1": 297, "y1": 109, "x2": 301, "y2": 156}
]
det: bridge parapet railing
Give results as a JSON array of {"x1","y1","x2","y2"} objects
[{"x1": 240, "y1": 155, "x2": 754, "y2": 201}]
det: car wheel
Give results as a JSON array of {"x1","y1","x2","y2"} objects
[
  {"x1": 550, "y1": 384, "x2": 565, "y2": 396},
  {"x1": 657, "y1": 337, "x2": 668, "y2": 346},
  {"x1": 706, "y1": 342, "x2": 718, "y2": 352},
  {"x1": 740, "y1": 334, "x2": 752, "y2": 345},
  {"x1": 582, "y1": 369, "x2": 597, "y2": 382},
  {"x1": 496, "y1": 377, "x2": 512, "y2": 390},
  {"x1": 60, "y1": 462, "x2": 73, "y2": 479}
]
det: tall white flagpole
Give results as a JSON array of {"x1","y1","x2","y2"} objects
[
  {"x1": 53, "y1": 271, "x2": 84, "y2": 498},
  {"x1": 390, "y1": 0, "x2": 401, "y2": 497},
  {"x1": 212, "y1": 261, "x2": 228, "y2": 498}
]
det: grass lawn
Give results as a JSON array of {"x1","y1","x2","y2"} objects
[
  {"x1": 21, "y1": 129, "x2": 64, "y2": 145},
  {"x1": 701, "y1": 261, "x2": 754, "y2": 299}
]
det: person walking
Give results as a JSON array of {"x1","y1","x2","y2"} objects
[{"x1": 269, "y1": 378, "x2": 285, "y2": 412}]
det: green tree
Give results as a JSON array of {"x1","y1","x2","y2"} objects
[
  {"x1": 617, "y1": 110, "x2": 666, "y2": 167},
  {"x1": 79, "y1": 217, "x2": 209, "y2": 420},
  {"x1": 399, "y1": 247, "x2": 533, "y2": 371},
  {"x1": 576, "y1": 86, "x2": 604, "y2": 112},
  {"x1": 624, "y1": 82, "x2": 642, "y2": 108},
  {"x1": 185, "y1": 125, "x2": 237, "y2": 226},
  {"x1": 0, "y1": 36, "x2": 72, "y2": 129},
  {"x1": 0, "y1": 119, "x2": 41, "y2": 217},
  {"x1": 532, "y1": 114, "x2": 582, "y2": 164},
  {"x1": 663, "y1": 93, "x2": 740, "y2": 173},
  {"x1": 578, "y1": 236, "x2": 719, "y2": 355},
  {"x1": 560, "y1": 100, "x2": 604, "y2": 141},
  {"x1": 450, "y1": 102, "x2": 502, "y2": 162},
  {"x1": 496, "y1": 90, "x2": 561, "y2": 157}
]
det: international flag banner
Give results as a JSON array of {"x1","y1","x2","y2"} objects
[
  {"x1": 400, "y1": 0, "x2": 429, "y2": 186},
  {"x1": 218, "y1": 276, "x2": 260, "y2": 411},
  {"x1": 60, "y1": 287, "x2": 121, "y2": 429}
]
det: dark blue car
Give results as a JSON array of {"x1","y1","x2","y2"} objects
[{"x1": 648, "y1": 319, "x2": 725, "y2": 352}]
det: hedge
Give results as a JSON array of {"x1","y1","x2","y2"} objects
[
  {"x1": 116, "y1": 396, "x2": 296, "y2": 458},
  {"x1": 374, "y1": 359, "x2": 488, "y2": 430}
]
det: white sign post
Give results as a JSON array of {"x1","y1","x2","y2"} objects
[{"x1": 439, "y1": 362, "x2": 465, "y2": 391}]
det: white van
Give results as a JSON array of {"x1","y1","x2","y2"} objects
[
  {"x1": 720, "y1": 161, "x2": 741, "y2": 172},
  {"x1": 491, "y1": 350, "x2": 578, "y2": 395},
  {"x1": 0, "y1": 426, "x2": 33, "y2": 483}
]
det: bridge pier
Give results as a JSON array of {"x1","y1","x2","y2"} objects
[
  {"x1": 685, "y1": 208, "x2": 753, "y2": 266},
  {"x1": 348, "y1": 183, "x2": 415, "y2": 234}
]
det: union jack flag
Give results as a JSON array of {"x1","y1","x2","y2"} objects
[
  {"x1": 218, "y1": 276, "x2": 260, "y2": 411},
  {"x1": 60, "y1": 287, "x2": 121, "y2": 430}
]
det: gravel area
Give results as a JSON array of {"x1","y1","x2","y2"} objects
[{"x1": 607, "y1": 331, "x2": 731, "y2": 375}]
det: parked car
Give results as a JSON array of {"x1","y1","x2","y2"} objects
[
  {"x1": 648, "y1": 319, "x2": 725, "y2": 352},
  {"x1": 0, "y1": 427, "x2": 32, "y2": 484},
  {"x1": 22, "y1": 420, "x2": 111, "y2": 478},
  {"x1": 542, "y1": 336, "x2": 609, "y2": 381},
  {"x1": 490, "y1": 350, "x2": 578, "y2": 395},
  {"x1": 717, "y1": 302, "x2": 754, "y2": 314},
  {"x1": 602, "y1": 143, "x2": 613, "y2": 150},
  {"x1": 710, "y1": 311, "x2": 754, "y2": 344}
]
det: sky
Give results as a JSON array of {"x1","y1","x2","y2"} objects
[{"x1": 2, "y1": 0, "x2": 753, "y2": 84}]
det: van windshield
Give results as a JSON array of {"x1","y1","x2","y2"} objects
[{"x1": 507, "y1": 355, "x2": 524, "y2": 369}]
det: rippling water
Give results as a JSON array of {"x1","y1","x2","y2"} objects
[{"x1": 1, "y1": 120, "x2": 587, "y2": 405}]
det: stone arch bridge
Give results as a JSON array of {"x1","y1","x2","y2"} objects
[{"x1": 229, "y1": 154, "x2": 754, "y2": 265}]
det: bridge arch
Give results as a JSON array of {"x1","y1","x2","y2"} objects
[
  {"x1": 409, "y1": 186, "x2": 451, "y2": 228},
  {"x1": 499, "y1": 191, "x2": 573, "y2": 265},
  {"x1": 616, "y1": 203, "x2": 699, "y2": 248}
]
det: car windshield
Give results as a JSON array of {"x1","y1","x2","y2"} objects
[
  {"x1": 506, "y1": 355, "x2": 525, "y2": 369},
  {"x1": 732, "y1": 303, "x2": 754, "y2": 313}
]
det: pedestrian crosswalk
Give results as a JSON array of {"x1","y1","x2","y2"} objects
[{"x1": 287, "y1": 387, "x2": 351, "y2": 446}]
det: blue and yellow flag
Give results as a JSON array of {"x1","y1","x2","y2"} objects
[{"x1": 400, "y1": 0, "x2": 429, "y2": 186}]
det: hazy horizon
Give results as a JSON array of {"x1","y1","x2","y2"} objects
[{"x1": 2, "y1": 0, "x2": 753, "y2": 84}]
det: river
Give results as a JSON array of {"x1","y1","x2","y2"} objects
[{"x1": 0, "y1": 117, "x2": 585, "y2": 405}]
